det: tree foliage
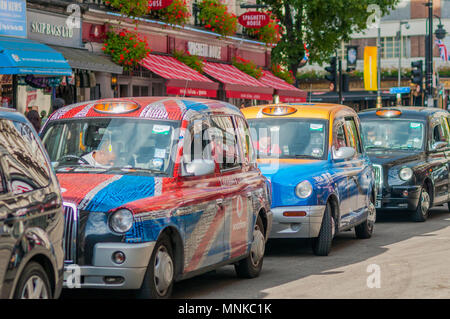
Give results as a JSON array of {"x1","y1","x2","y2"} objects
[{"x1": 258, "y1": 0, "x2": 399, "y2": 82}]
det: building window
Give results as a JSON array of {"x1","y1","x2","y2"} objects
[{"x1": 380, "y1": 36, "x2": 409, "y2": 59}]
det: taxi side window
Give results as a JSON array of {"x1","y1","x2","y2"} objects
[
  {"x1": 0, "y1": 120, "x2": 51, "y2": 194},
  {"x1": 344, "y1": 117, "x2": 362, "y2": 154},
  {"x1": 431, "y1": 122, "x2": 447, "y2": 146},
  {"x1": 439, "y1": 118, "x2": 450, "y2": 145},
  {"x1": 210, "y1": 116, "x2": 240, "y2": 170},
  {"x1": 235, "y1": 116, "x2": 256, "y2": 165},
  {"x1": 183, "y1": 119, "x2": 212, "y2": 163},
  {"x1": 333, "y1": 122, "x2": 348, "y2": 150}
]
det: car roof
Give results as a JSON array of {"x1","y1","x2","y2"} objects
[
  {"x1": 358, "y1": 106, "x2": 449, "y2": 120},
  {"x1": 0, "y1": 107, "x2": 30, "y2": 124},
  {"x1": 241, "y1": 103, "x2": 355, "y2": 120},
  {"x1": 46, "y1": 97, "x2": 243, "y2": 122}
]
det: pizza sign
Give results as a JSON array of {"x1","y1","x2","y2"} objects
[
  {"x1": 238, "y1": 11, "x2": 270, "y2": 28},
  {"x1": 148, "y1": 0, "x2": 173, "y2": 10}
]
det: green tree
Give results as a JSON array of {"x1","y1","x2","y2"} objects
[{"x1": 259, "y1": 0, "x2": 399, "y2": 85}]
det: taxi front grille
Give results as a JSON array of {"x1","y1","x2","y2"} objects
[
  {"x1": 63, "y1": 202, "x2": 78, "y2": 264},
  {"x1": 372, "y1": 164, "x2": 383, "y2": 197}
]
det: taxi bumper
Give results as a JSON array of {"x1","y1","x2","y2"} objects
[
  {"x1": 63, "y1": 242, "x2": 155, "y2": 290},
  {"x1": 376, "y1": 185, "x2": 421, "y2": 211},
  {"x1": 269, "y1": 205, "x2": 326, "y2": 239}
]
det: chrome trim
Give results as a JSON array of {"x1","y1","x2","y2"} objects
[
  {"x1": 63, "y1": 202, "x2": 78, "y2": 264},
  {"x1": 372, "y1": 164, "x2": 383, "y2": 197}
]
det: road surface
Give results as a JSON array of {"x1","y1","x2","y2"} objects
[{"x1": 62, "y1": 206, "x2": 450, "y2": 299}]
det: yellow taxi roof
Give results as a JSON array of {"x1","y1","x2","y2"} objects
[{"x1": 241, "y1": 103, "x2": 352, "y2": 120}]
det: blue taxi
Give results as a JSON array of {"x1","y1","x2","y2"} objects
[{"x1": 242, "y1": 103, "x2": 376, "y2": 256}]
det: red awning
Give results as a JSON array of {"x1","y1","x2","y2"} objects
[
  {"x1": 140, "y1": 54, "x2": 219, "y2": 98},
  {"x1": 203, "y1": 62, "x2": 273, "y2": 101},
  {"x1": 259, "y1": 71, "x2": 307, "y2": 102}
]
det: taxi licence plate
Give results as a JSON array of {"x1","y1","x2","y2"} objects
[{"x1": 375, "y1": 199, "x2": 381, "y2": 208}]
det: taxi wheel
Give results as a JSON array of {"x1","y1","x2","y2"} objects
[
  {"x1": 14, "y1": 262, "x2": 52, "y2": 299},
  {"x1": 137, "y1": 234, "x2": 174, "y2": 299},
  {"x1": 355, "y1": 199, "x2": 376, "y2": 239},
  {"x1": 234, "y1": 216, "x2": 265, "y2": 279},
  {"x1": 312, "y1": 203, "x2": 333, "y2": 256},
  {"x1": 411, "y1": 187, "x2": 430, "y2": 222}
]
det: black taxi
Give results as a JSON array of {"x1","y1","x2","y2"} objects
[{"x1": 359, "y1": 107, "x2": 450, "y2": 222}]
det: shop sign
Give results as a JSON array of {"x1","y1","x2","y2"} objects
[
  {"x1": 238, "y1": 11, "x2": 269, "y2": 29},
  {"x1": 27, "y1": 10, "x2": 82, "y2": 48},
  {"x1": 167, "y1": 86, "x2": 217, "y2": 98},
  {"x1": 148, "y1": 0, "x2": 173, "y2": 10},
  {"x1": 0, "y1": 0, "x2": 27, "y2": 38},
  {"x1": 187, "y1": 41, "x2": 221, "y2": 60}
]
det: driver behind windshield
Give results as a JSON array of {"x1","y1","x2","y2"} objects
[{"x1": 80, "y1": 138, "x2": 116, "y2": 168}]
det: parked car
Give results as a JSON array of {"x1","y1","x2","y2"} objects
[
  {"x1": 242, "y1": 103, "x2": 376, "y2": 256},
  {"x1": 0, "y1": 108, "x2": 64, "y2": 299},
  {"x1": 359, "y1": 107, "x2": 450, "y2": 222},
  {"x1": 40, "y1": 97, "x2": 272, "y2": 298}
]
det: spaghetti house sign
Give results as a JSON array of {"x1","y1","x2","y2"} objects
[{"x1": 238, "y1": 11, "x2": 269, "y2": 28}]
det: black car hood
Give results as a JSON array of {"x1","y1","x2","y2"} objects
[{"x1": 366, "y1": 149, "x2": 423, "y2": 167}]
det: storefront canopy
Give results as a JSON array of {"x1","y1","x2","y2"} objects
[
  {"x1": 203, "y1": 62, "x2": 274, "y2": 101},
  {"x1": 0, "y1": 36, "x2": 72, "y2": 76},
  {"x1": 140, "y1": 54, "x2": 219, "y2": 98},
  {"x1": 50, "y1": 45, "x2": 123, "y2": 74},
  {"x1": 259, "y1": 71, "x2": 307, "y2": 102}
]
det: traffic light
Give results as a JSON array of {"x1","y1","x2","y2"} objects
[
  {"x1": 325, "y1": 57, "x2": 337, "y2": 91},
  {"x1": 342, "y1": 73, "x2": 349, "y2": 92},
  {"x1": 411, "y1": 60, "x2": 423, "y2": 86}
]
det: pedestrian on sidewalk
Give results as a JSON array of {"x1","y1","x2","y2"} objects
[{"x1": 26, "y1": 109, "x2": 42, "y2": 133}]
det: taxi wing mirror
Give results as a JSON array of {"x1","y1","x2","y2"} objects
[
  {"x1": 183, "y1": 159, "x2": 215, "y2": 176},
  {"x1": 431, "y1": 141, "x2": 447, "y2": 151},
  {"x1": 333, "y1": 146, "x2": 356, "y2": 160}
]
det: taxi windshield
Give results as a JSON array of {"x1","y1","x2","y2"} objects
[
  {"x1": 361, "y1": 120, "x2": 425, "y2": 151},
  {"x1": 247, "y1": 118, "x2": 328, "y2": 159},
  {"x1": 41, "y1": 118, "x2": 179, "y2": 175}
]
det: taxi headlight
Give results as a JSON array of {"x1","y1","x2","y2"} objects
[
  {"x1": 109, "y1": 209, "x2": 133, "y2": 233},
  {"x1": 399, "y1": 167, "x2": 413, "y2": 181},
  {"x1": 295, "y1": 180, "x2": 313, "y2": 199}
]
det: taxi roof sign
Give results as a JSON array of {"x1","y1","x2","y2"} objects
[
  {"x1": 375, "y1": 109, "x2": 402, "y2": 118},
  {"x1": 93, "y1": 101, "x2": 140, "y2": 114},
  {"x1": 262, "y1": 106, "x2": 297, "y2": 116}
]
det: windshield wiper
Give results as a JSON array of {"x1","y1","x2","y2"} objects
[
  {"x1": 294, "y1": 154, "x2": 318, "y2": 159},
  {"x1": 103, "y1": 167, "x2": 164, "y2": 175}
]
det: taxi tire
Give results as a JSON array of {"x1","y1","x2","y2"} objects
[
  {"x1": 312, "y1": 203, "x2": 333, "y2": 256},
  {"x1": 355, "y1": 200, "x2": 375, "y2": 239},
  {"x1": 137, "y1": 234, "x2": 174, "y2": 299},
  {"x1": 234, "y1": 216, "x2": 265, "y2": 279},
  {"x1": 411, "y1": 187, "x2": 430, "y2": 222},
  {"x1": 14, "y1": 262, "x2": 52, "y2": 299}
]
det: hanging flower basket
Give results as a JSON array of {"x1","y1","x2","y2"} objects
[
  {"x1": 102, "y1": 29, "x2": 151, "y2": 71},
  {"x1": 147, "y1": 0, "x2": 190, "y2": 26},
  {"x1": 105, "y1": 0, "x2": 148, "y2": 18},
  {"x1": 232, "y1": 56, "x2": 263, "y2": 79},
  {"x1": 271, "y1": 64, "x2": 295, "y2": 84},
  {"x1": 246, "y1": 12, "x2": 282, "y2": 46},
  {"x1": 173, "y1": 50, "x2": 205, "y2": 73},
  {"x1": 198, "y1": 0, "x2": 237, "y2": 37}
]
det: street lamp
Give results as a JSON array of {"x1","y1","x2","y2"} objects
[{"x1": 397, "y1": 21, "x2": 410, "y2": 87}]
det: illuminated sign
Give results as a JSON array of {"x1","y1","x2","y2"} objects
[
  {"x1": 375, "y1": 109, "x2": 402, "y2": 118},
  {"x1": 262, "y1": 106, "x2": 297, "y2": 116},
  {"x1": 93, "y1": 101, "x2": 140, "y2": 114}
]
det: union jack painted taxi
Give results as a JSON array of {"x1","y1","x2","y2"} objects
[
  {"x1": 40, "y1": 97, "x2": 272, "y2": 298},
  {"x1": 242, "y1": 103, "x2": 376, "y2": 256}
]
